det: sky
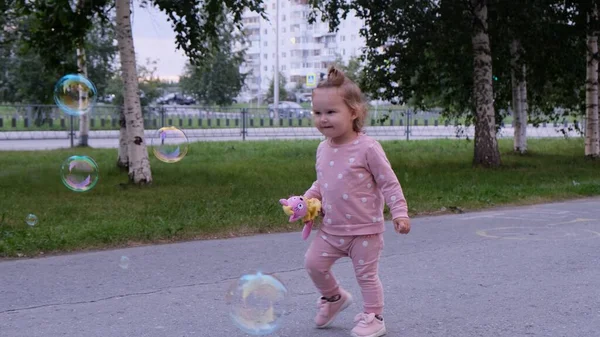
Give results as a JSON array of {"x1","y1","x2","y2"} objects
[{"x1": 130, "y1": 3, "x2": 188, "y2": 81}]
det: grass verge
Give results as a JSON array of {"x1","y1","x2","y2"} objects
[{"x1": 0, "y1": 138, "x2": 599, "y2": 258}]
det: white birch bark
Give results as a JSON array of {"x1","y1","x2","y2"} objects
[
  {"x1": 510, "y1": 39, "x2": 528, "y2": 154},
  {"x1": 115, "y1": 0, "x2": 152, "y2": 183},
  {"x1": 471, "y1": 0, "x2": 501, "y2": 167},
  {"x1": 586, "y1": 8, "x2": 600, "y2": 158},
  {"x1": 76, "y1": 47, "x2": 90, "y2": 147},
  {"x1": 76, "y1": 0, "x2": 89, "y2": 147},
  {"x1": 117, "y1": 106, "x2": 129, "y2": 169}
]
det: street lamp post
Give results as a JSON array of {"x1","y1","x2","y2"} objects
[{"x1": 273, "y1": 0, "x2": 279, "y2": 119}]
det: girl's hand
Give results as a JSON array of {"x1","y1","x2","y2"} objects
[{"x1": 393, "y1": 217, "x2": 411, "y2": 234}]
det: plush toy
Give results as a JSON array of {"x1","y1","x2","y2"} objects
[{"x1": 279, "y1": 196, "x2": 321, "y2": 240}]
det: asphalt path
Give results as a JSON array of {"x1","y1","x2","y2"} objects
[{"x1": 1, "y1": 197, "x2": 599, "y2": 336}]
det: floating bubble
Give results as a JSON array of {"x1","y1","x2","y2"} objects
[
  {"x1": 25, "y1": 214, "x2": 37, "y2": 227},
  {"x1": 60, "y1": 155, "x2": 99, "y2": 192},
  {"x1": 53, "y1": 74, "x2": 97, "y2": 116},
  {"x1": 226, "y1": 271, "x2": 288, "y2": 335},
  {"x1": 119, "y1": 256, "x2": 130, "y2": 269},
  {"x1": 150, "y1": 126, "x2": 189, "y2": 163}
]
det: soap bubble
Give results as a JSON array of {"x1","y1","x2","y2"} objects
[
  {"x1": 119, "y1": 256, "x2": 130, "y2": 269},
  {"x1": 150, "y1": 126, "x2": 189, "y2": 163},
  {"x1": 226, "y1": 271, "x2": 288, "y2": 335},
  {"x1": 25, "y1": 214, "x2": 38, "y2": 227},
  {"x1": 60, "y1": 155, "x2": 99, "y2": 192},
  {"x1": 53, "y1": 74, "x2": 97, "y2": 116}
]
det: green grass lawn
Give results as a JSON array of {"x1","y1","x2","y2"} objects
[{"x1": 0, "y1": 138, "x2": 599, "y2": 258}]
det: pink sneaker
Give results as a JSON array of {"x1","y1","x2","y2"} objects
[
  {"x1": 350, "y1": 313, "x2": 386, "y2": 337},
  {"x1": 314, "y1": 288, "x2": 353, "y2": 328}
]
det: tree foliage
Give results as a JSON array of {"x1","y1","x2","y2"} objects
[
  {"x1": 307, "y1": 0, "x2": 594, "y2": 123},
  {"x1": 179, "y1": 22, "x2": 247, "y2": 106},
  {"x1": 0, "y1": 5, "x2": 116, "y2": 104},
  {"x1": 105, "y1": 58, "x2": 166, "y2": 107},
  {"x1": 334, "y1": 55, "x2": 365, "y2": 86},
  {"x1": 267, "y1": 72, "x2": 288, "y2": 102},
  {"x1": 148, "y1": 0, "x2": 266, "y2": 65}
]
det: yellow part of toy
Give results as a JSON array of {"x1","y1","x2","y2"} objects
[
  {"x1": 282, "y1": 205, "x2": 293, "y2": 216},
  {"x1": 303, "y1": 198, "x2": 321, "y2": 222}
]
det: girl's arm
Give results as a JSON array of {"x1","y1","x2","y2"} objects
[
  {"x1": 304, "y1": 143, "x2": 323, "y2": 200},
  {"x1": 304, "y1": 180, "x2": 321, "y2": 200},
  {"x1": 366, "y1": 141, "x2": 409, "y2": 219}
]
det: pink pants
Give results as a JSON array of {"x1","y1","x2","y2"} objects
[{"x1": 304, "y1": 230, "x2": 385, "y2": 315}]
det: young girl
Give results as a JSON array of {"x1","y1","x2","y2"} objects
[{"x1": 301, "y1": 66, "x2": 410, "y2": 337}]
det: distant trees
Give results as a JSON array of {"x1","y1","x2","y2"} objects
[
  {"x1": 308, "y1": 0, "x2": 600, "y2": 163},
  {"x1": 179, "y1": 22, "x2": 247, "y2": 106}
]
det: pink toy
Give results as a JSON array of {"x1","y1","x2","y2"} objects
[{"x1": 279, "y1": 196, "x2": 322, "y2": 240}]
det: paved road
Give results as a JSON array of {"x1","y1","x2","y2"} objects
[
  {"x1": 0, "y1": 124, "x2": 581, "y2": 151},
  {"x1": 1, "y1": 197, "x2": 599, "y2": 336}
]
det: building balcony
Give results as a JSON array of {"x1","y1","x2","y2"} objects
[
  {"x1": 289, "y1": 41, "x2": 322, "y2": 51},
  {"x1": 322, "y1": 42, "x2": 338, "y2": 49},
  {"x1": 288, "y1": 67, "x2": 323, "y2": 78},
  {"x1": 244, "y1": 44, "x2": 261, "y2": 55}
]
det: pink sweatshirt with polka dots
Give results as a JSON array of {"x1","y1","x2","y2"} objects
[{"x1": 303, "y1": 133, "x2": 409, "y2": 236}]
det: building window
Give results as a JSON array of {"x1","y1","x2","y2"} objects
[
  {"x1": 264, "y1": 53, "x2": 268, "y2": 59},
  {"x1": 264, "y1": 41, "x2": 268, "y2": 47}
]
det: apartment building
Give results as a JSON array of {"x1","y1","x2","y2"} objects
[{"x1": 237, "y1": 0, "x2": 365, "y2": 102}]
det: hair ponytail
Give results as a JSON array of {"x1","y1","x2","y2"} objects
[{"x1": 326, "y1": 66, "x2": 345, "y2": 86}]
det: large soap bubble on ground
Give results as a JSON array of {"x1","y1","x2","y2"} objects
[
  {"x1": 53, "y1": 74, "x2": 97, "y2": 116},
  {"x1": 60, "y1": 155, "x2": 99, "y2": 192},
  {"x1": 225, "y1": 271, "x2": 288, "y2": 335},
  {"x1": 150, "y1": 126, "x2": 189, "y2": 163}
]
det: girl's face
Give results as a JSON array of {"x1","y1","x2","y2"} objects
[{"x1": 311, "y1": 87, "x2": 358, "y2": 144}]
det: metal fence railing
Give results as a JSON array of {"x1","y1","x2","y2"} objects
[{"x1": 0, "y1": 104, "x2": 586, "y2": 145}]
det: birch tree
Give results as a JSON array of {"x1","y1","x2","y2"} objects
[
  {"x1": 117, "y1": 106, "x2": 129, "y2": 169},
  {"x1": 115, "y1": 0, "x2": 151, "y2": 184},
  {"x1": 309, "y1": 0, "x2": 501, "y2": 167},
  {"x1": 74, "y1": 0, "x2": 91, "y2": 147},
  {"x1": 470, "y1": 0, "x2": 501, "y2": 167},
  {"x1": 585, "y1": 5, "x2": 600, "y2": 158},
  {"x1": 510, "y1": 39, "x2": 528, "y2": 153},
  {"x1": 113, "y1": 0, "x2": 267, "y2": 183}
]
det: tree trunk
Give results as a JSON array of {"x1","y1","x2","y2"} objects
[
  {"x1": 471, "y1": 0, "x2": 501, "y2": 167},
  {"x1": 115, "y1": 0, "x2": 152, "y2": 184},
  {"x1": 76, "y1": 46, "x2": 90, "y2": 147},
  {"x1": 586, "y1": 8, "x2": 600, "y2": 158},
  {"x1": 117, "y1": 106, "x2": 129, "y2": 170},
  {"x1": 510, "y1": 39, "x2": 528, "y2": 154}
]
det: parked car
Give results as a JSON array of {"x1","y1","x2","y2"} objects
[
  {"x1": 268, "y1": 101, "x2": 309, "y2": 118},
  {"x1": 296, "y1": 92, "x2": 312, "y2": 103},
  {"x1": 156, "y1": 93, "x2": 196, "y2": 105}
]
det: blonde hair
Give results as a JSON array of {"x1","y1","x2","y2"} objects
[{"x1": 314, "y1": 65, "x2": 368, "y2": 132}]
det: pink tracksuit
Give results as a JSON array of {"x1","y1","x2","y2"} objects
[{"x1": 303, "y1": 133, "x2": 409, "y2": 315}]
